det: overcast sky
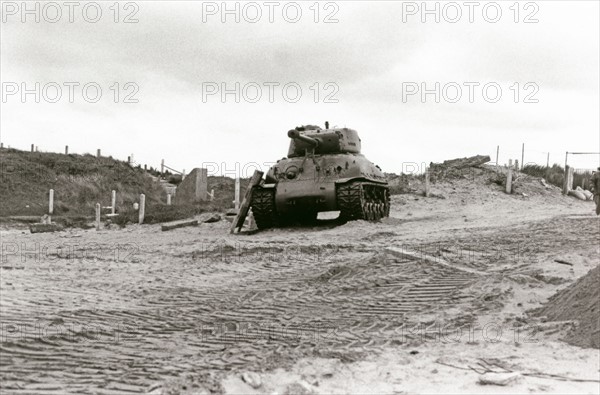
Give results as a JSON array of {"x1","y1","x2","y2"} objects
[{"x1": 1, "y1": 1, "x2": 599, "y2": 176}]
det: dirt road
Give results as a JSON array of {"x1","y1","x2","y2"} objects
[{"x1": 1, "y1": 179, "x2": 599, "y2": 394}]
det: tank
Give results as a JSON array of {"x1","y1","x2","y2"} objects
[{"x1": 250, "y1": 122, "x2": 390, "y2": 228}]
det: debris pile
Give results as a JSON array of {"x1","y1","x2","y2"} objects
[
  {"x1": 535, "y1": 265, "x2": 600, "y2": 349},
  {"x1": 429, "y1": 155, "x2": 491, "y2": 182}
]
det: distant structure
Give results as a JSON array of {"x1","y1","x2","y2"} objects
[{"x1": 176, "y1": 168, "x2": 208, "y2": 203}]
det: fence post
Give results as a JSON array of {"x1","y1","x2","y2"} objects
[
  {"x1": 546, "y1": 152, "x2": 550, "y2": 168},
  {"x1": 97, "y1": 149, "x2": 101, "y2": 158},
  {"x1": 139, "y1": 194, "x2": 145, "y2": 224},
  {"x1": 35, "y1": 146, "x2": 38, "y2": 152},
  {"x1": 424, "y1": 168, "x2": 430, "y2": 197},
  {"x1": 515, "y1": 159, "x2": 519, "y2": 171},
  {"x1": 49, "y1": 189, "x2": 54, "y2": 215},
  {"x1": 96, "y1": 203, "x2": 101, "y2": 230},
  {"x1": 31, "y1": 144, "x2": 34, "y2": 152},
  {"x1": 182, "y1": 169, "x2": 186, "y2": 180},
  {"x1": 506, "y1": 168, "x2": 513, "y2": 194},
  {"x1": 161, "y1": 159, "x2": 164, "y2": 177},
  {"x1": 210, "y1": 189, "x2": 214, "y2": 201},
  {"x1": 65, "y1": 145, "x2": 69, "y2": 155},
  {"x1": 167, "y1": 193, "x2": 172, "y2": 206},
  {"x1": 562, "y1": 165, "x2": 574, "y2": 194},
  {"x1": 111, "y1": 190, "x2": 116, "y2": 214},
  {"x1": 521, "y1": 143, "x2": 524, "y2": 170},
  {"x1": 495, "y1": 145, "x2": 499, "y2": 171},
  {"x1": 235, "y1": 177, "x2": 241, "y2": 210}
]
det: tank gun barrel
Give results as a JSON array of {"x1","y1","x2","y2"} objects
[{"x1": 288, "y1": 130, "x2": 319, "y2": 147}]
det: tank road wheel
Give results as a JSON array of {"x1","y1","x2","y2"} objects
[
  {"x1": 337, "y1": 181, "x2": 390, "y2": 222},
  {"x1": 250, "y1": 187, "x2": 277, "y2": 229}
]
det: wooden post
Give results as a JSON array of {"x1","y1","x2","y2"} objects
[
  {"x1": 546, "y1": 152, "x2": 550, "y2": 168},
  {"x1": 48, "y1": 189, "x2": 54, "y2": 215},
  {"x1": 111, "y1": 190, "x2": 116, "y2": 214},
  {"x1": 515, "y1": 159, "x2": 519, "y2": 172},
  {"x1": 210, "y1": 189, "x2": 214, "y2": 201},
  {"x1": 97, "y1": 149, "x2": 101, "y2": 158},
  {"x1": 182, "y1": 169, "x2": 186, "y2": 181},
  {"x1": 230, "y1": 171, "x2": 264, "y2": 234},
  {"x1": 167, "y1": 193, "x2": 172, "y2": 205},
  {"x1": 506, "y1": 168, "x2": 513, "y2": 194},
  {"x1": 424, "y1": 168, "x2": 430, "y2": 197},
  {"x1": 508, "y1": 159, "x2": 513, "y2": 170},
  {"x1": 95, "y1": 203, "x2": 101, "y2": 231},
  {"x1": 65, "y1": 145, "x2": 69, "y2": 155},
  {"x1": 568, "y1": 167, "x2": 574, "y2": 192},
  {"x1": 521, "y1": 143, "x2": 524, "y2": 170},
  {"x1": 235, "y1": 177, "x2": 241, "y2": 209},
  {"x1": 139, "y1": 194, "x2": 145, "y2": 224},
  {"x1": 31, "y1": 144, "x2": 34, "y2": 152},
  {"x1": 144, "y1": 164, "x2": 147, "y2": 171},
  {"x1": 161, "y1": 159, "x2": 164, "y2": 177}
]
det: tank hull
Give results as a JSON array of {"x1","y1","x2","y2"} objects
[{"x1": 266, "y1": 153, "x2": 387, "y2": 215}]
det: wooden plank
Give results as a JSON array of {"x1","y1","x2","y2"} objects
[
  {"x1": 230, "y1": 170, "x2": 263, "y2": 234},
  {"x1": 29, "y1": 223, "x2": 63, "y2": 234},
  {"x1": 161, "y1": 218, "x2": 198, "y2": 231}
]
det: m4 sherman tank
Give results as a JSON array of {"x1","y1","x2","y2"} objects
[{"x1": 250, "y1": 122, "x2": 390, "y2": 229}]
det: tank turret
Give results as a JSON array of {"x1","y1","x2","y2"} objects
[{"x1": 287, "y1": 125, "x2": 361, "y2": 157}]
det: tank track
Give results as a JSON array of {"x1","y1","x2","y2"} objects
[
  {"x1": 250, "y1": 187, "x2": 277, "y2": 229},
  {"x1": 336, "y1": 181, "x2": 390, "y2": 221}
]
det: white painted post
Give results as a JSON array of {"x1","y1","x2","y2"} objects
[
  {"x1": 139, "y1": 194, "x2": 145, "y2": 224},
  {"x1": 235, "y1": 177, "x2": 241, "y2": 210},
  {"x1": 111, "y1": 190, "x2": 116, "y2": 214},
  {"x1": 95, "y1": 203, "x2": 101, "y2": 230},
  {"x1": 424, "y1": 168, "x2": 430, "y2": 197},
  {"x1": 49, "y1": 189, "x2": 54, "y2": 214},
  {"x1": 521, "y1": 143, "x2": 525, "y2": 170},
  {"x1": 506, "y1": 168, "x2": 513, "y2": 194},
  {"x1": 210, "y1": 189, "x2": 214, "y2": 202},
  {"x1": 167, "y1": 193, "x2": 172, "y2": 205},
  {"x1": 495, "y1": 145, "x2": 499, "y2": 169},
  {"x1": 182, "y1": 169, "x2": 186, "y2": 181}
]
